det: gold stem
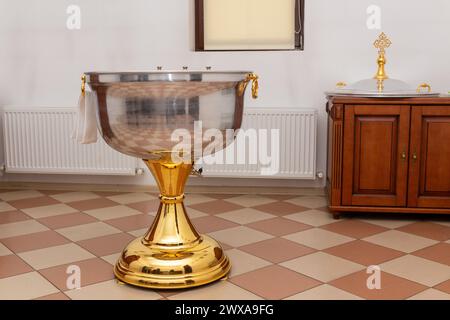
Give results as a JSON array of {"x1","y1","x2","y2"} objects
[
  {"x1": 374, "y1": 53, "x2": 388, "y2": 81},
  {"x1": 142, "y1": 158, "x2": 200, "y2": 249}
]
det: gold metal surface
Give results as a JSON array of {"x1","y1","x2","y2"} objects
[
  {"x1": 373, "y1": 32, "x2": 392, "y2": 82},
  {"x1": 336, "y1": 81, "x2": 347, "y2": 89},
  {"x1": 238, "y1": 73, "x2": 259, "y2": 98},
  {"x1": 417, "y1": 83, "x2": 432, "y2": 93},
  {"x1": 412, "y1": 153, "x2": 418, "y2": 161},
  {"x1": 401, "y1": 151, "x2": 407, "y2": 160},
  {"x1": 377, "y1": 79, "x2": 385, "y2": 93},
  {"x1": 114, "y1": 154, "x2": 230, "y2": 289},
  {"x1": 81, "y1": 74, "x2": 86, "y2": 95}
]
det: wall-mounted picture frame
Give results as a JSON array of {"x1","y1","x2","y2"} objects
[{"x1": 195, "y1": 0, "x2": 305, "y2": 51}]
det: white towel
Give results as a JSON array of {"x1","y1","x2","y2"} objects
[{"x1": 72, "y1": 84, "x2": 98, "y2": 144}]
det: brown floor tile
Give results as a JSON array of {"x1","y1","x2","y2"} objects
[
  {"x1": 39, "y1": 258, "x2": 114, "y2": 291},
  {"x1": 1, "y1": 230, "x2": 70, "y2": 253},
  {"x1": 230, "y1": 265, "x2": 321, "y2": 299},
  {"x1": 239, "y1": 238, "x2": 315, "y2": 263},
  {"x1": 94, "y1": 191, "x2": 130, "y2": 197},
  {"x1": 397, "y1": 222, "x2": 450, "y2": 241},
  {"x1": 188, "y1": 200, "x2": 244, "y2": 215},
  {"x1": 206, "y1": 194, "x2": 240, "y2": 200},
  {"x1": 127, "y1": 199, "x2": 161, "y2": 213},
  {"x1": 412, "y1": 243, "x2": 450, "y2": 266},
  {"x1": 246, "y1": 217, "x2": 312, "y2": 236},
  {"x1": 324, "y1": 240, "x2": 405, "y2": 266},
  {"x1": 8, "y1": 196, "x2": 59, "y2": 210},
  {"x1": 77, "y1": 233, "x2": 135, "y2": 256},
  {"x1": 105, "y1": 214, "x2": 154, "y2": 232},
  {"x1": 265, "y1": 195, "x2": 298, "y2": 201},
  {"x1": 435, "y1": 279, "x2": 450, "y2": 294},
  {"x1": 34, "y1": 292, "x2": 69, "y2": 300},
  {"x1": 192, "y1": 216, "x2": 239, "y2": 234},
  {"x1": 38, "y1": 212, "x2": 97, "y2": 229},
  {"x1": 0, "y1": 255, "x2": 33, "y2": 278},
  {"x1": 321, "y1": 220, "x2": 388, "y2": 239},
  {"x1": 252, "y1": 201, "x2": 308, "y2": 216},
  {"x1": 68, "y1": 198, "x2": 118, "y2": 211},
  {"x1": 0, "y1": 210, "x2": 30, "y2": 224},
  {"x1": 330, "y1": 270, "x2": 427, "y2": 299}
]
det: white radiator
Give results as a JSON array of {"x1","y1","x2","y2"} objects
[
  {"x1": 2, "y1": 108, "x2": 138, "y2": 175},
  {"x1": 201, "y1": 108, "x2": 318, "y2": 179}
]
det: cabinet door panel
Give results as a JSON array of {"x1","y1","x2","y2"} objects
[
  {"x1": 342, "y1": 105, "x2": 410, "y2": 207},
  {"x1": 408, "y1": 106, "x2": 450, "y2": 208}
]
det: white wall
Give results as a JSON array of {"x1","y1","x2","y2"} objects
[{"x1": 1, "y1": 0, "x2": 449, "y2": 187}]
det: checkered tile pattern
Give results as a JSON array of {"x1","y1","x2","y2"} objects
[{"x1": 1, "y1": 189, "x2": 449, "y2": 300}]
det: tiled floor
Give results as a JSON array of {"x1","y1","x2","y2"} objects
[{"x1": 0, "y1": 189, "x2": 449, "y2": 300}]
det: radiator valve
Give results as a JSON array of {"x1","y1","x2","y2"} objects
[
  {"x1": 135, "y1": 168, "x2": 145, "y2": 175},
  {"x1": 316, "y1": 171, "x2": 324, "y2": 179}
]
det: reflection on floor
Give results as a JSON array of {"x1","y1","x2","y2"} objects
[{"x1": 0, "y1": 189, "x2": 449, "y2": 300}]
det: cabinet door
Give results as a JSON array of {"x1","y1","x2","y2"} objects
[
  {"x1": 342, "y1": 105, "x2": 410, "y2": 207},
  {"x1": 408, "y1": 106, "x2": 450, "y2": 208}
]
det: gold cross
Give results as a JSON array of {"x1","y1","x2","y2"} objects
[{"x1": 373, "y1": 32, "x2": 392, "y2": 54}]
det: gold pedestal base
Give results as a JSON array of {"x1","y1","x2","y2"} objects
[
  {"x1": 114, "y1": 235, "x2": 230, "y2": 289},
  {"x1": 114, "y1": 157, "x2": 231, "y2": 289}
]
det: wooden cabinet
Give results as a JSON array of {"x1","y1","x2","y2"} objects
[{"x1": 326, "y1": 97, "x2": 450, "y2": 218}]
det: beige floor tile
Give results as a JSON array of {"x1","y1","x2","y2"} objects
[
  {"x1": 50, "y1": 191, "x2": 100, "y2": 203},
  {"x1": 286, "y1": 196, "x2": 327, "y2": 209},
  {"x1": 0, "y1": 272, "x2": 59, "y2": 300},
  {"x1": 283, "y1": 228, "x2": 353, "y2": 250},
  {"x1": 101, "y1": 253, "x2": 121, "y2": 265},
  {"x1": 128, "y1": 228, "x2": 148, "y2": 237},
  {"x1": 225, "y1": 249, "x2": 271, "y2": 277},
  {"x1": 285, "y1": 284, "x2": 363, "y2": 300},
  {"x1": 284, "y1": 209, "x2": 338, "y2": 227},
  {"x1": 84, "y1": 205, "x2": 142, "y2": 221},
  {"x1": 0, "y1": 220, "x2": 48, "y2": 239},
  {"x1": 18, "y1": 243, "x2": 95, "y2": 270},
  {"x1": 281, "y1": 252, "x2": 364, "y2": 282},
  {"x1": 217, "y1": 208, "x2": 275, "y2": 225},
  {"x1": 65, "y1": 279, "x2": 162, "y2": 300},
  {"x1": 56, "y1": 222, "x2": 121, "y2": 242},
  {"x1": 0, "y1": 201, "x2": 15, "y2": 212},
  {"x1": 0, "y1": 190, "x2": 43, "y2": 201},
  {"x1": 360, "y1": 217, "x2": 417, "y2": 229},
  {"x1": 380, "y1": 255, "x2": 450, "y2": 287},
  {"x1": 224, "y1": 195, "x2": 277, "y2": 207},
  {"x1": 209, "y1": 226, "x2": 273, "y2": 247},
  {"x1": 169, "y1": 281, "x2": 262, "y2": 300},
  {"x1": 0, "y1": 242, "x2": 12, "y2": 256},
  {"x1": 363, "y1": 230, "x2": 438, "y2": 253},
  {"x1": 183, "y1": 194, "x2": 216, "y2": 206},
  {"x1": 107, "y1": 193, "x2": 157, "y2": 204},
  {"x1": 22, "y1": 204, "x2": 78, "y2": 219},
  {"x1": 408, "y1": 288, "x2": 450, "y2": 300}
]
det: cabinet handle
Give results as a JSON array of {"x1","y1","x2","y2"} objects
[
  {"x1": 401, "y1": 151, "x2": 407, "y2": 160},
  {"x1": 412, "y1": 153, "x2": 418, "y2": 161}
]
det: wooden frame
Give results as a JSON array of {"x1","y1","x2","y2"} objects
[{"x1": 194, "y1": 0, "x2": 305, "y2": 51}]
